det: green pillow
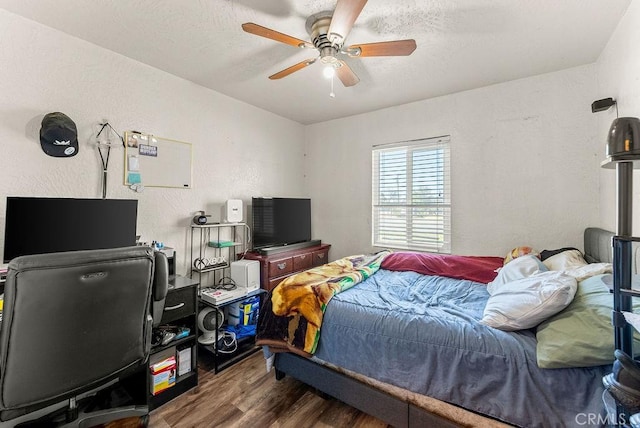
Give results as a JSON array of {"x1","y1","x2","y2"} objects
[{"x1": 536, "y1": 273, "x2": 640, "y2": 368}]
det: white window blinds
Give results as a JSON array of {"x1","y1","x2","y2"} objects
[{"x1": 372, "y1": 136, "x2": 451, "y2": 253}]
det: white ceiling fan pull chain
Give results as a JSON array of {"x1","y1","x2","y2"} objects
[{"x1": 330, "y1": 75, "x2": 336, "y2": 98}]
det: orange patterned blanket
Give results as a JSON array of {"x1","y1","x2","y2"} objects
[{"x1": 256, "y1": 251, "x2": 390, "y2": 357}]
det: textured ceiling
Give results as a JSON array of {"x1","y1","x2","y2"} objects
[{"x1": 0, "y1": 0, "x2": 631, "y2": 124}]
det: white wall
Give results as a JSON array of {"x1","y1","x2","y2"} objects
[
  {"x1": 2, "y1": 4, "x2": 630, "y2": 269},
  {"x1": 306, "y1": 66, "x2": 601, "y2": 259},
  {"x1": 597, "y1": 0, "x2": 640, "y2": 234},
  {"x1": 0, "y1": 10, "x2": 306, "y2": 275}
]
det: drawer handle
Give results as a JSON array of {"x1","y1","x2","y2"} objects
[
  {"x1": 299, "y1": 255, "x2": 307, "y2": 259},
  {"x1": 317, "y1": 254, "x2": 325, "y2": 259},
  {"x1": 164, "y1": 302, "x2": 185, "y2": 311},
  {"x1": 277, "y1": 263, "x2": 287, "y2": 270}
]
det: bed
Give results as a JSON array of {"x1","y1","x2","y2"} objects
[{"x1": 256, "y1": 228, "x2": 623, "y2": 427}]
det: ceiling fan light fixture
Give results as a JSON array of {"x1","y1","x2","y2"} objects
[
  {"x1": 242, "y1": 0, "x2": 416, "y2": 88},
  {"x1": 323, "y1": 65, "x2": 336, "y2": 79}
]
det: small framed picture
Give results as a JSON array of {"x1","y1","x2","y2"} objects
[{"x1": 127, "y1": 134, "x2": 139, "y2": 148}]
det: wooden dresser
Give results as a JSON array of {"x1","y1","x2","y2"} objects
[{"x1": 243, "y1": 243, "x2": 331, "y2": 291}]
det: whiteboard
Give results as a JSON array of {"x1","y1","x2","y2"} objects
[{"x1": 124, "y1": 132, "x2": 192, "y2": 189}]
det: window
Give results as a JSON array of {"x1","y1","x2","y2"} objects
[{"x1": 372, "y1": 136, "x2": 451, "y2": 253}]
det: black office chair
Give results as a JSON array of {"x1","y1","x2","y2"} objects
[{"x1": 0, "y1": 246, "x2": 168, "y2": 427}]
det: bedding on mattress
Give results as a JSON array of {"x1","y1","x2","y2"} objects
[
  {"x1": 380, "y1": 251, "x2": 504, "y2": 284},
  {"x1": 313, "y1": 268, "x2": 610, "y2": 427},
  {"x1": 255, "y1": 251, "x2": 388, "y2": 356}
]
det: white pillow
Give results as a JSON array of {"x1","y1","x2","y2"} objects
[
  {"x1": 563, "y1": 262, "x2": 612, "y2": 282},
  {"x1": 487, "y1": 255, "x2": 548, "y2": 295},
  {"x1": 543, "y1": 249, "x2": 588, "y2": 271},
  {"x1": 481, "y1": 271, "x2": 578, "y2": 331}
]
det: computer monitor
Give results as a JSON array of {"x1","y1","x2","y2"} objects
[{"x1": 3, "y1": 197, "x2": 138, "y2": 263}]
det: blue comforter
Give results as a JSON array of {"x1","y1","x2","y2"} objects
[{"x1": 314, "y1": 269, "x2": 609, "y2": 427}]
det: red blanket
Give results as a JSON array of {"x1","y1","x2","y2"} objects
[{"x1": 380, "y1": 252, "x2": 504, "y2": 284}]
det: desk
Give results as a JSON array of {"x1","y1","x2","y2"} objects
[{"x1": 147, "y1": 275, "x2": 199, "y2": 409}]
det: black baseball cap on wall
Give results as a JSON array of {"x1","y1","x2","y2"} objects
[{"x1": 39, "y1": 112, "x2": 79, "y2": 157}]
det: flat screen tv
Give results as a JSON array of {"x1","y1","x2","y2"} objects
[
  {"x1": 3, "y1": 197, "x2": 138, "y2": 263},
  {"x1": 252, "y1": 197, "x2": 311, "y2": 250}
]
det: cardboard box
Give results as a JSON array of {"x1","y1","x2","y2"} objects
[
  {"x1": 150, "y1": 356, "x2": 176, "y2": 395},
  {"x1": 177, "y1": 347, "x2": 192, "y2": 377}
]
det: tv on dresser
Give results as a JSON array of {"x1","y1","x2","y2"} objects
[{"x1": 251, "y1": 197, "x2": 318, "y2": 255}]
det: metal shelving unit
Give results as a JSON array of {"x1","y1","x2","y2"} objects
[
  {"x1": 189, "y1": 222, "x2": 249, "y2": 292},
  {"x1": 189, "y1": 222, "x2": 264, "y2": 373},
  {"x1": 602, "y1": 117, "x2": 640, "y2": 424},
  {"x1": 197, "y1": 288, "x2": 266, "y2": 373},
  {"x1": 599, "y1": 117, "x2": 640, "y2": 424}
]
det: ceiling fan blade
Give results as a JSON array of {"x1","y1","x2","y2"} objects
[
  {"x1": 269, "y1": 58, "x2": 317, "y2": 80},
  {"x1": 336, "y1": 60, "x2": 360, "y2": 87},
  {"x1": 328, "y1": 0, "x2": 368, "y2": 45},
  {"x1": 346, "y1": 39, "x2": 417, "y2": 57},
  {"x1": 242, "y1": 23, "x2": 313, "y2": 48}
]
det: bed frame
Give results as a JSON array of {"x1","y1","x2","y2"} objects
[
  {"x1": 272, "y1": 227, "x2": 616, "y2": 427},
  {"x1": 274, "y1": 352, "x2": 464, "y2": 427}
]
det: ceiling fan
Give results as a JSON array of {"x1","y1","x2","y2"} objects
[{"x1": 242, "y1": 0, "x2": 417, "y2": 87}]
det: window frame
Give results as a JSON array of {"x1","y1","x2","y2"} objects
[{"x1": 371, "y1": 136, "x2": 451, "y2": 253}]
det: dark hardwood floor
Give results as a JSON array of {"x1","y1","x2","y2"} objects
[{"x1": 149, "y1": 349, "x2": 389, "y2": 428}]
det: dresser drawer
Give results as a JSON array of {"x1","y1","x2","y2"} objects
[
  {"x1": 268, "y1": 276, "x2": 286, "y2": 291},
  {"x1": 161, "y1": 285, "x2": 196, "y2": 324},
  {"x1": 312, "y1": 249, "x2": 329, "y2": 266},
  {"x1": 293, "y1": 253, "x2": 313, "y2": 271},
  {"x1": 268, "y1": 257, "x2": 293, "y2": 277}
]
